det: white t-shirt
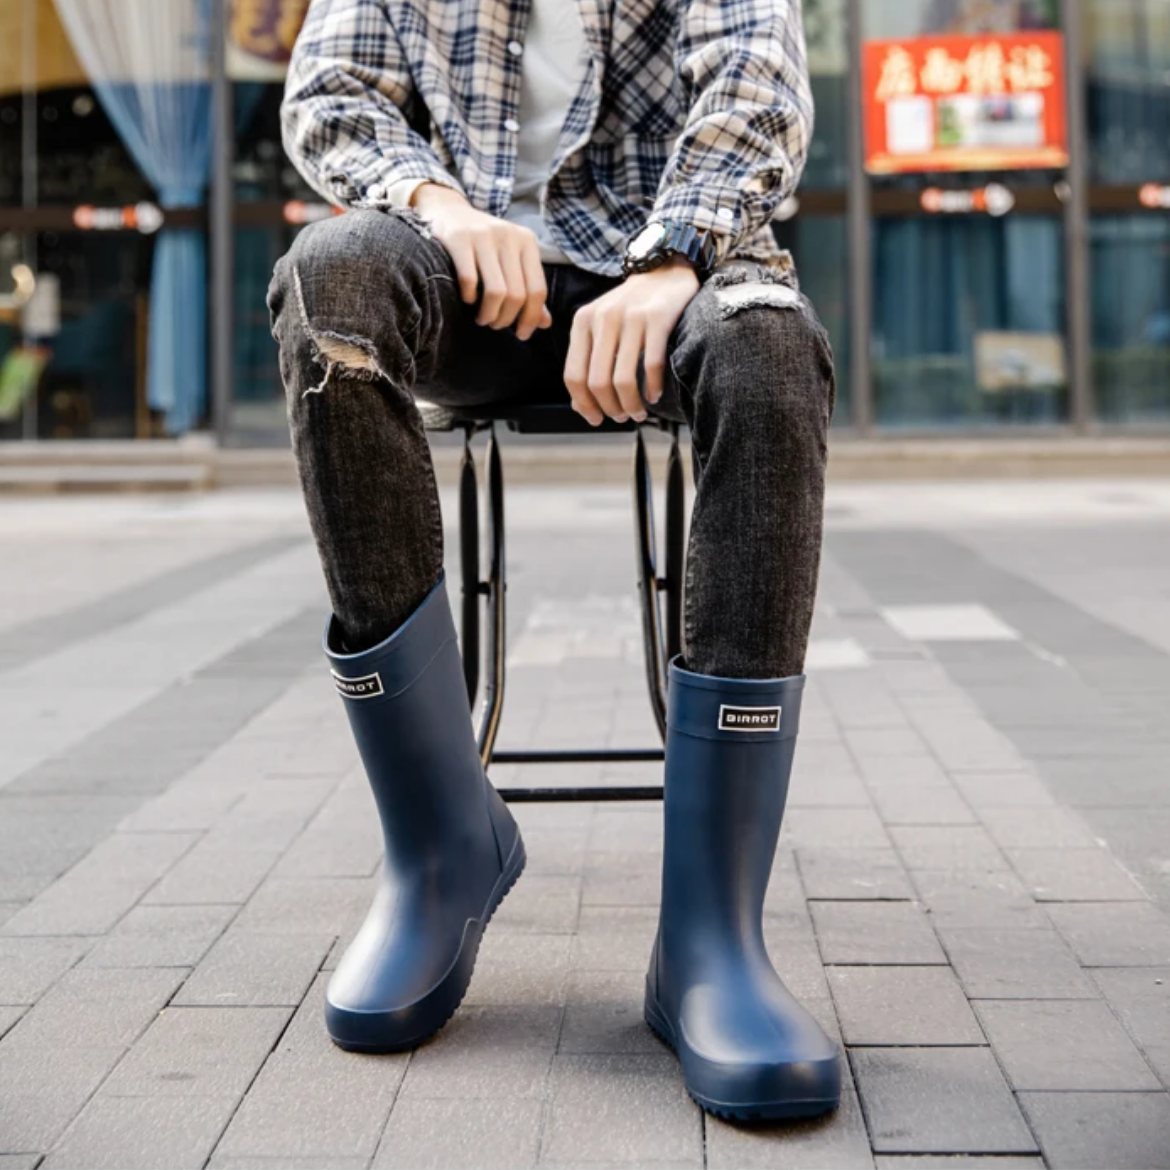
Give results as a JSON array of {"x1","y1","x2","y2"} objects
[{"x1": 388, "y1": 0, "x2": 587, "y2": 264}]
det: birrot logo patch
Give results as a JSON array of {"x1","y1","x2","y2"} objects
[
  {"x1": 332, "y1": 671, "x2": 384, "y2": 700},
  {"x1": 718, "y1": 704, "x2": 781, "y2": 732}
]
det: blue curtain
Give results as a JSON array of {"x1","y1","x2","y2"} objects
[
  {"x1": 53, "y1": 0, "x2": 214, "y2": 435},
  {"x1": 96, "y1": 80, "x2": 212, "y2": 435}
]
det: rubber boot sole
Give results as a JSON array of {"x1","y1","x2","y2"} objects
[
  {"x1": 644, "y1": 986, "x2": 840, "y2": 1123},
  {"x1": 328, "y1": 832, "x2": 527, "y2": 1054}
]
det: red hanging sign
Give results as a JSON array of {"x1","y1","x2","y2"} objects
[{"x1": 862, "y1": 32, "x2": 1069, "y2": 175}]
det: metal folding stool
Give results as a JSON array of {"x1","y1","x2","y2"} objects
[{"x1": 419, "y1": 401, "x2": 687, "y2": 804}]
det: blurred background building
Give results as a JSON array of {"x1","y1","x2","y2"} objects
[{"x1": 0, "y1": 0, "x2": 1166, "y2": 446}]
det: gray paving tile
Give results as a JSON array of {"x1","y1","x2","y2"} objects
[
  {"x1": 142, "y1": 838, "x2": 285, "y2": 906},
  {"x1": 579, "y1": 856, "x2": 660, "y2": 909},
  {"x1": 851, "y1": 1047, "x2": 1036, "y2": 1155},
  {"x1": 705, "y1": 1089, "x2": 874, "y2": 1169},
  {"x1": 1005, "y1": 848, "x2": 1147, "y2": 902},
  {"x1": 1018, "y1": 1091, "x2": 1170, "y2": 1169},
  {"x1": 229, "y1": 877, "x2": 373, "y2": 934},
  {"x1": 540, "y1": 1054, "x2": 701, "y2": 1167},
  {"x1": 40, "y1": 1094, "x2": 238, "y2": 1170},
  {"x1": 1048, "y1": 903, "x2": 1170, "y2": 967},
  {"x1": 876, "y1": 1159, "x2": 1043, "y2": 1169},
  {"x1": 209, "y1": 1159, "x2": 368, "y2": 1170},
  {"x1": 977, "y1": 807, "x2": 1097, "y2": 849},
  {"x1": 785, "y1": 808, "x2": 893, "y2": 850},
  {"x1": 0, "y1": 1005, "x2": 25, "y2": 1041},
  {"x1": 869, "y1": 787, "x2": 977, "y2": 827},
  {"x1": 0, "y1": 937, "x2": 91, "y2": 1004},
  {"x1": 950, "y1": 770, "x2": 1057, "y2": 809},
  {"x1": 827, "y1": 967, "x2": 984, "y2": 1046},
  {"x1": 0, "y1": 1156, "x2": 43, "y2": 1170},
  {"x1": 796, "y1": 849, "x2": 915, "y2": 901},
  {"x1": 559, "y1": 969, "x2": 660, "y2": 1055},
  {"x1": 213, "y1": 975, "x2": 405, "y2": 1162},
  {"x1": 143, "y1": 780, "x2": 339, "y2": 907},
  {"x1": 975, "y1": 999, "x2": 1160, "y2": 1091},
  {"x1": 1092, "y1": 968, "x2": 1170, "y2": 1089},
  {"x1": 82, "y1": 904, "x2": 238, "y2": 969},
  {"x1": 890, "y1": 827, "x2": 1006, "y2": 874},
  {"x1": 571, "y1": 907, "x2": 657, "y2": 972},
  {"x1": 173, "y1": 930, "x2": 333, "y2": 1007},
  {"x1": 767, "y1": 932, "x2": 835, "y2": 1004},
  {"x1": 938, "y1": 929, "x2": 1096, "y2": 1000},
  {"x1": 8, "y1": 966, "x2": 185, "y2": 1051},
  {"x1": 101, "y1": 1006, "x2": 291, "y2": 1099},
  {"x1": 1, "y1": 832, "x2": 199, "y2": 936},
  {"x1": 844, "y1": 729, "x2": 931, "y2": 758},
  {"x1": 810, "y1": 901, "x2": 946, "y2": 965},
  {"x1": 910, "y1": 870, "x2": 1049, "y2": 931},
  {"x1": 399, "y1": 1005, "x2": 562, "y2": 1100},
  {"x1": 465, "y1": 932, "x2": 573, "y2": 1007},
  {"x1": 0, "y1": 1042, "x2": 126, "y2": 1151},
  {"x1": 373, "y1": 1097, "x2": 543, "y2": 1169}
]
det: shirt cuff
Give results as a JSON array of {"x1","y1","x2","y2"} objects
[{"x1": 385, "y1": 177, "x2": 430, "y2": 209}]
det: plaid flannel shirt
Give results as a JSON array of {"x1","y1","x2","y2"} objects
[{"x1": 282, "y1": 0, "x2": 813, "y2": 277}]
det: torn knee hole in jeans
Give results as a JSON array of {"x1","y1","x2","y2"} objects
[
  {"x1": 293, "y1": 268, "x2": 394, "y2": 396},
  {"x1": 707, "y1": 263, "x2": 802, "y2": 318},
  {"x1": 712, "y1": 282, "x2": 801, "y2": 318}
]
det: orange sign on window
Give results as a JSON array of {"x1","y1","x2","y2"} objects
[{"x1": 862, "y1": 33, "x2": 1068, "y2": 174}]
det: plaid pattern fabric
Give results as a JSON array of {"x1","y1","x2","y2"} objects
[{"x1": 283, "y1": 0, "x2": 813, "y2": 276}]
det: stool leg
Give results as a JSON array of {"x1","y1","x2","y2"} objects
[
  {"x1": 459, "y1": 430, "x2": 480, "y2": 707},
  {"x1": 476, "y1": 425, "x2": 507, "y2": 766},
  {"x1": 634, "y1": 430, "x2": 668, "y2": 740}
]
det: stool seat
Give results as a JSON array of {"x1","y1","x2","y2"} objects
[{"x1": 418, "y1": 399, "x2": 678, "y2": 437}]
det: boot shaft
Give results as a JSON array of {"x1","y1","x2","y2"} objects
[
  {"x1": 659, "y1": 663, "x2": 805, "y2": 954},
  {"x1": 325, "y1": 577, "x2": 499, "y2": 867}
]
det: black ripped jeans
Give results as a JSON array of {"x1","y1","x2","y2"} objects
[{"x1": 268, "y1": 210, "x2": 834, "y2": 680}]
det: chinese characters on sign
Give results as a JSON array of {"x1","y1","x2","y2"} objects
[{"x1": 863, "y1": 33, "x2": 1068, "y2": 174}]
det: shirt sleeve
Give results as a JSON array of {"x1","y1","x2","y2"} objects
[
  {"x1": 281, "y1": 0, "x2": 466, "y2": 210},
  {"x1": 651, "y1": 0, "x2": 814, "y2": 262}
]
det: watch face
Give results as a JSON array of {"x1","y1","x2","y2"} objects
[{"x1": 628, "y1": 221, "x2": 668, "y2": 261}]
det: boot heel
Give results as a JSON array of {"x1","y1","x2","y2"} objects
[{"x1": 643, "y1": 983, "x2": 676, "y2": 1050}]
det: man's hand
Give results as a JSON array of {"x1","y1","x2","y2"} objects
[
  {"x1": 563, "y1": 257, "x2": 699, "y2": 425},
  {"x1": 411, "y1": 183, "x2": 553, "y2": 341}
]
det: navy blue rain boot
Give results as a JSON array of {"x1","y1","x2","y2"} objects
[
  {"x1": 645, "y1": 660, "x2": 841, "y2": 1121},
  {"x1": 323, "y1": 575, "x2": 525, "y2": 1052}
]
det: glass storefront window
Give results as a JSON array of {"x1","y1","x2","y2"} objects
[
  {"x1": 1091, "y1": 214, "x2": 1170, "y2": 424},
  {"x1": 1, "y1": 0, "x2": 161, "y2": 439},
  {"x1": 804, "y1": 0, "x2": 849, "y2": 189},
  {"x1": 862, "y1": 0, "x2": 1060, "y2": 38},
  {"x1": 1086, "y1": 0, "x2": 1170, "y2": 185},
  {"x1": 872, "y1": 213, "x2": 1067, "y2": 427},
  {"x1": 775, "y1": 215, "x2": 851, "y2": 425}
]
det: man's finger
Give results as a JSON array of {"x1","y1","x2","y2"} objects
[
  {"x1": 493, "y1": 239, "x2": 528, "y2": 330},
  {"x1": 564, "y1": 312, "x2": 605, "y2": 426},
  {"x1": 473, "y1": 240, "x2": 508, "y2": 326},
  {"x1": 515, "y1": 241, "x2": 550, "y2": 341},
  {"x1": 446, "y1": 235, "x2": 479, "y2": 305},
  {"x1": 612, "y1": 315, "x2": 647, "y2": 421},
  {"x1": 586, "y1": 309, "x2": 626, "y2": 421},
  {"x1": 643, "y1": 320, "x2": 671, "y2": 406}
]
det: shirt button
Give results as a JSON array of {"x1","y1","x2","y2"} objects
[
  {"x1": 716, "y1": 208, "x2": 734, "y2": 221},
  {"x1": 504, "y1": 118, "x2": 520, "y2": 133},
  {"x1": 495, "y1": 176, "x2": 512, "y2": 188},
  {"x1": 507, "y1": 40, "x2": 523, "y2": 56}
]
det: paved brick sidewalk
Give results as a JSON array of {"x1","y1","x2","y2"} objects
[{"x1": 1, "y1": 480, "x2": 1169, "y2": 1168}]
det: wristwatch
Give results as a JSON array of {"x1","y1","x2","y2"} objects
[{"x1": 622, "y1": 219, "x2": 718, "y2": 279}]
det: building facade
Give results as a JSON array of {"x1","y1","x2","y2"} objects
[{"x1": 0, "y1": 0, "x2": 1167, "y2": 444}]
